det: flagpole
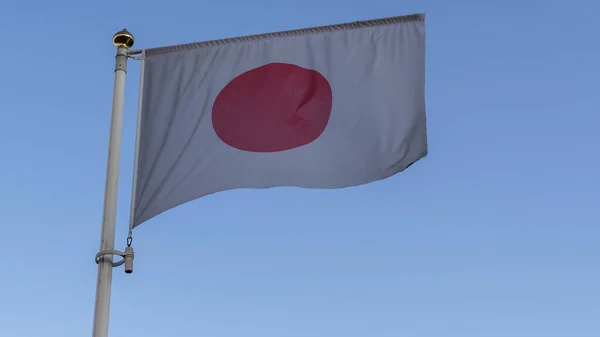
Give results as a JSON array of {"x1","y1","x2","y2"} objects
[{"x1": 92, "y1": 29, "x2": 135, "y2": 337}]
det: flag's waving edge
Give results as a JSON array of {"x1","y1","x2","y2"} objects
[{"x1": 130, "y1": 12, "x2": 427, "y2": 228}]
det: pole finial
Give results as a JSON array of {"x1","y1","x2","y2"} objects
[{"x1": 113, "y1": 29, "x2": 134, "y2": 48}]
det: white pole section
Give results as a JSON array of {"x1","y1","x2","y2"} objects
[{"x1": 92, "y1": 29, "x2": 135, "y2": 337}]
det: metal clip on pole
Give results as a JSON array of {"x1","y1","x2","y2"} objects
[{"x1": 95, "y1": 246, "x2": 135, "y2": 274}]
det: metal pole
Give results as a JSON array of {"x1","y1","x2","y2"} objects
[{"x1": 92, "y1": 29, "x2": 135, "y2": 337}]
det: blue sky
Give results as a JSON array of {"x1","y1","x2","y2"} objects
[{"x1": 1, "y1": 0, "x2": 598, "y2": 336}]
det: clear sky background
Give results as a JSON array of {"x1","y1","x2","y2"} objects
[{"x1": 1, "y1": 0, "x2": 598, "y2": 336}]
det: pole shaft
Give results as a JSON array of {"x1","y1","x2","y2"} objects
[{"x1": 92, "y1": 45, "x2": 129, "y2": 337}]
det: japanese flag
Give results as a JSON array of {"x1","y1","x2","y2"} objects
[{"x1": 132, "y1": 13, "x2": 427, "y2": 227}]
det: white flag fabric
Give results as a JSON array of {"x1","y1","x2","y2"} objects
[{"x1": 131, "y1": 13, "x2": 427, "y2": 227}]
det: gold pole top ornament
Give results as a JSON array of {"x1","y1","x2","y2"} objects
[{"x1": 112, "y1": 29, "x2": 134, "y2": 48}]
